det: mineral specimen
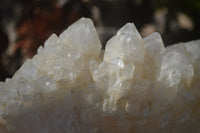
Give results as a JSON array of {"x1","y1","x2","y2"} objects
[{"x1": 0, "y1": 17, "x2": 200, "y2": 133}]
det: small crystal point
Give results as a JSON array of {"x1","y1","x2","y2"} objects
[
  {"x1": 104, "y1": 22, "x2": 145, "y2": 65},
  {"x1": 157, "y1": 43, "x2": 194, "y2": 88},
  {"x1": 117, "y1": 23, "x2": 141, "y2": 38},
  {"x1": 59, "y1": 17, "x2": 102, "y2": 57},
  {"x1": 144, "y1": 32, "x2": 165, "y2": 57}
]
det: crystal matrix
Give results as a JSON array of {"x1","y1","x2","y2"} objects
[{"x1": 0, "y1": 18, "x2": 200, "y2": 133}]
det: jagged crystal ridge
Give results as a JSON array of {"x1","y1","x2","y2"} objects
[{"x1": 0, "y1": 17, "x2": 200, "y2": 133}]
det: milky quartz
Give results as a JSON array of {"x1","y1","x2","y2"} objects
[{"x1": 0, "y1": 18, "x2": 200, "y2": 133}]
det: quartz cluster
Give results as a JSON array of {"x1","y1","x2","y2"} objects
[{"x1": 0, "y1": 18, "x2": 200, "y2": 133}]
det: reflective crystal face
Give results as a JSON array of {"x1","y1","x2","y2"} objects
[{"x1": 0, "y1": 18, "x2": 200, "y2": 133}]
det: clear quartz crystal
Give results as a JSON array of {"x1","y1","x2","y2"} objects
[{"x1": 0, "y1": 17, "x2": 200, "y2": 133}]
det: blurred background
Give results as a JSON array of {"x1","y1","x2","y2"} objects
[{"x1": 0, "y1": 0, "x2": 200, "y2": 81}]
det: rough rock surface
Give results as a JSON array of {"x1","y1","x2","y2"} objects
[{"x1": 0, "y1": 17, "x2": 200, "y2": 133}]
